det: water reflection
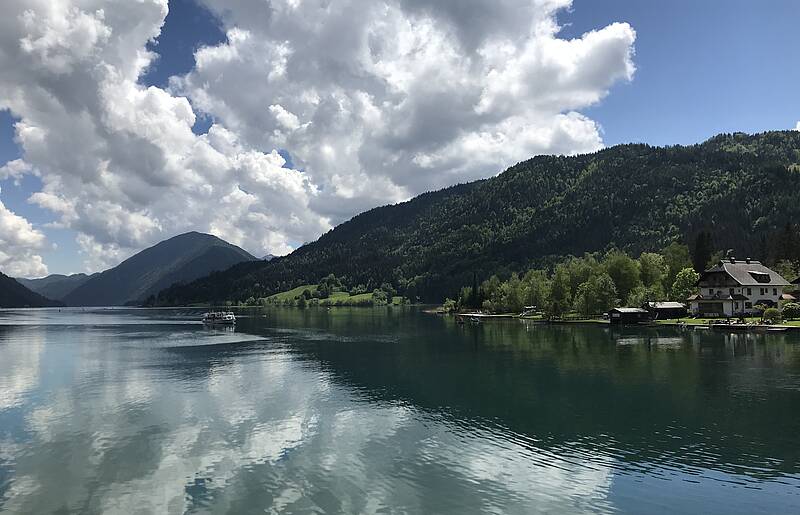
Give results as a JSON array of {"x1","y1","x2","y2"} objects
[
  {"x1": 296, "y1": 318, "x2": 800, "y2": 479},
  {"x1": 0, "y1": 308, "x2": 799, "y2": 514},
  {"x1": 0, "y1": 326, "x2": 44, "y2": 411}
]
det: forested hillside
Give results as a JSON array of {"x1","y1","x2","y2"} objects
[
  {"x1": 63, "y1": 232, "x2": 256, "y2": 306},
  {"x1": 156, "y1": 131, "x2": 800, "y2": 304},
  {"x1": 16, "y1": 273, "x2": 95, "y2": 301},
  {"x1": 0, "y1": 272, "x2": 63, "y2": 308}
]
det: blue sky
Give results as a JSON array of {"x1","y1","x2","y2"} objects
[
  {"x1": 564, "y1": 0, "x2": 800, "y2": 146},
  {"x1": 1, "y1": 0, "x2": 798, "y2": 276}
]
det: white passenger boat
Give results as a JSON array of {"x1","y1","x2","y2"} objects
[{"x1": 202, "y1": 311, "x2": 236, "y2": 325}]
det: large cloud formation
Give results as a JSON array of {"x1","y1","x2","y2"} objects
[
  {"x1": 0, "y1": 194, "x2": 48, "y2": 277},
  {"x1": 0, "y1": 0, "x2": 635, "y2": 273}
]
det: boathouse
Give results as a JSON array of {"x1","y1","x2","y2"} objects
[
  {"x1": 608, "y1": 307, "x2": 651, "y2": 325},
  {"x1": 643, "y1": 301, "x2": 687, "y2": 320}
]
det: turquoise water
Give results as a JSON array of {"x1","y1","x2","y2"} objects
[{"x1": 1, "y1": 307, "x2": 799, "y2": 514}]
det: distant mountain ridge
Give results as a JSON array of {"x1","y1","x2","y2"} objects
[
  {"x1": 0, "y1": 272, "x2": 63, "y2": 308},
  {"x1": 63, "y1": 232, "x2": 257, "y2": 306},
  {"x1": 154, "y1": 130, "x2": 800, "y2": 304},
  {"x1": 16, "y1": 273, "x2": 96, "y2": 301}
]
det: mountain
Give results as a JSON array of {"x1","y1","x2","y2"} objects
[
  {"x1": 16, "y1": 273, "x2": 96, "y2": 301},
  {"x1": 62, "y1": 232, "x2": 257, "y2": 306},
  {"x1": 155, "y1": 131, "x2": 800, "y2": 304},
  {"x1": 0, "y1": 272, "x2": 64, "y2": 308}
]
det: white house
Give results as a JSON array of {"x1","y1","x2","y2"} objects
[{"x1": 688, "y1": 257, "x2": 790, "y2": 317}]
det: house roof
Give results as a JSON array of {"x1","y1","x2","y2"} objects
[
  {"x1": 700, "y1": 259, "x2": 790, "y2": 287},
  {"x1": 610, "y1": 307, "x2": 649, "y2": 313},
  {"x1": 687, "y1": 292, "x2": 748, "y2": 301},
  {"x1": 645, "y1": 301, "x2": 686, "y2": 309}
]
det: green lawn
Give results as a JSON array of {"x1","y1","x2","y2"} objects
[
  {"x1": 319, "y1": 292, "x2": 372, "y2": 306},
  {"x1": 264, "y1": 287, "x2": 404, "y2": 307},
  {"x1": 265, "y1": 285, "x2": 318, "y2": 301}
]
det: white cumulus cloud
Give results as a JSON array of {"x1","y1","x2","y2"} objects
[
  {"x1": 0, "y1": 159, "x2": 35, "y2": 184},
  {"x1": 0, "y1": 195, "x2": 48, "y2": 277},
  {"x1": 183, "y1": 0, "x2": 635, "y2": 209},
  {"x1": 0, "y1": 0, "x2": 636, "y2": 272}
]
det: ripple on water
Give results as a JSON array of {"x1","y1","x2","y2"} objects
[{"x1": 3, "y1": 309, "x2": 800, "y2": 514}]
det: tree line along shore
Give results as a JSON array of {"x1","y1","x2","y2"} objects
[{"x1": 440, "y1": 240, "x2": 800, "y2": 324}]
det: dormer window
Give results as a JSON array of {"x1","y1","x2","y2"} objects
[{"x1": 748, "y1": 271, "x2": 771, "y2": 283}]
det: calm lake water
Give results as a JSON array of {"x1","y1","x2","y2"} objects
[{"x1": 1, "y1": 307, "x2": 800, "y2": 514}]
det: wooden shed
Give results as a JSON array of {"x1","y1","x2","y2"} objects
[{"x1": 643, "y1": 301, "x2": 688, "y2": 320}]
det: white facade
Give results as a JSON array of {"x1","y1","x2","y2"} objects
[
  {"x1": 689, "y1": 298, "x2": 734, "y2": 317},
  {"x1": 692, "y1": 285, "x2": 782, "y2": 314}
]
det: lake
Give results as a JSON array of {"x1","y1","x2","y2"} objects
[{"x1": 1, "y1": 307, "x2": 799, "y2": 514}]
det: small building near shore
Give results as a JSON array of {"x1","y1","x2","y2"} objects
[
  {"x1": 608, "y1": 307, "x2": 651, "y2": 325},
  {"x1": 643, "y1": 301, "x2": 688, "y2": 320},
  {"x1": 687, "y1": 292, "x2": 748, "y2": 317},
  {"x1": 689, "y1": 257, "x2": 790, "y2": 317}
]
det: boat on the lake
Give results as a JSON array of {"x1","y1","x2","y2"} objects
[{"x1": 202, "y1": 311, "x2": 236, "y2": 325}]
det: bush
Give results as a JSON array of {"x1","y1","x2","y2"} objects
[
  {"x1": 349, "y1": 284, "x2": 368, "y2": 296},
  {"x1": 763, "y1": 307, "x2": 781, "y2": 323},
  {"x1": 372, "y1": 289, "x2": 389, "y2": 305},
  {"x1": 782, "y1": 302, "x2": 800, "y2": 320}
]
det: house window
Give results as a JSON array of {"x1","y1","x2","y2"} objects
[
  {"x1": 709, "y1": 289, "x2": 714, "y2": 295},
  {"x1": 746, "y1": 302, "x2": 752, "y2": 309},
  {"x1": 729, "y1": 288, "x2": 734, "y2": 294},
  {"x1": 774, "y1": 288, "x2": 778, "y2": 295},
  {"x1": 735, "y1": 302, "x2": 739, "y2": 309},
  {"x1": 747, "y1": 288, "x2": 752, "y2": 296},
  {"x1": 760, "y1": 288, "x2": 766, "y2": 295}
]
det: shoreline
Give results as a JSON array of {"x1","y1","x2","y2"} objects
[{"x1": 436, "y1": 311, "x2": 800, "y2": 332}]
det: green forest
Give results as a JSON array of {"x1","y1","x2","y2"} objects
[{"x1": 154, "y1": 130, "x2": 800, "y2": 305}]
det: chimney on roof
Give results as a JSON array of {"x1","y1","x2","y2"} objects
[
  {"x1": 746, "y1": 257, "x2": 751, "y2": 264},
  {"x1": 729, "y1": 256, "x2": 736, "y2": 264}
]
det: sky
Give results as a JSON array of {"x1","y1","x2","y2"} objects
[{"x1": 0, "y1": 0, "x2": 798, "y2": 278}]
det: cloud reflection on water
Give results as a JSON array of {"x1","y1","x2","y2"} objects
[
  {"x1": 0, "y1": 317, "x2": 621, "y2": 514},
  {"x1": 2, "y1": 310, "x2": 800, "y2": 514}
]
